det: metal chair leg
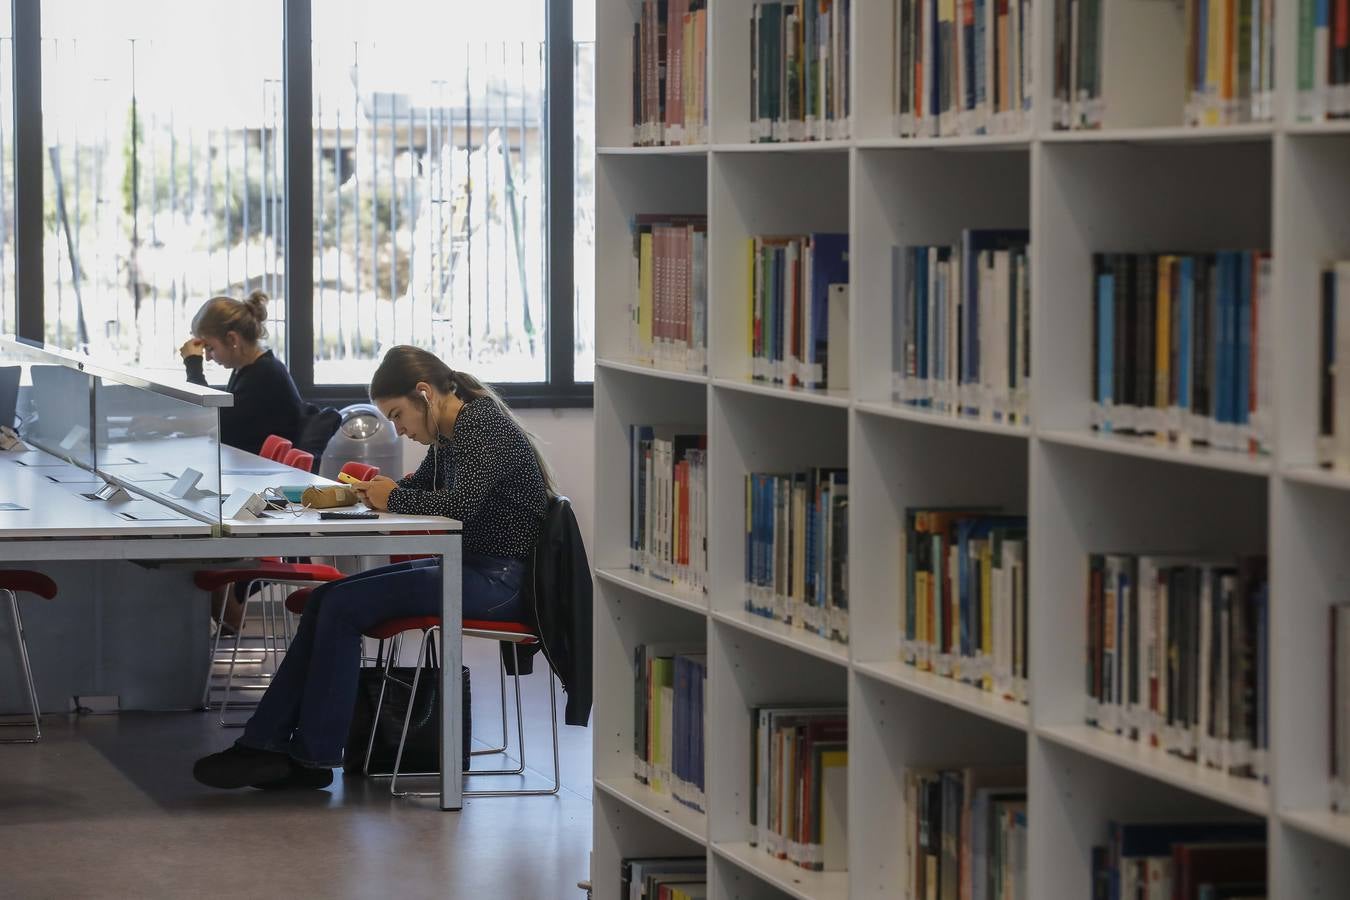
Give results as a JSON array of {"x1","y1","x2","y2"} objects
[
  {"x1": 464, "y1": 662, "x2": 560, "y2": 798},
  {"x1": 470, "y1": 655, "x2": 511, "y2": 757},
  {"x1": 0, "y1": 589, "x2": 40, "y2": 743},
  {"x1": 362, "y1": 635, "x2": 399, "y2": 775},
  {"x1": 390, "y1": 627, "x2": 439, "y2": 798},
  {"x1": 467, "y1": 643, "x2": 526, "y2": 776}
]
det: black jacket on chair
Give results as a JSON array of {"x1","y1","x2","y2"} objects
[{"x1": 506, "y1": 495, "x2": 593, "y2": 727}]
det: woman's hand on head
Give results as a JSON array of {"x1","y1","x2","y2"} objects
[{"x1": 180, "y1": 337, "x2": 205, "y2": 360}]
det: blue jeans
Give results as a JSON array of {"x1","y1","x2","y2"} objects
[{"x1": 238, "y1": 553, "x2": 528, "y2": 767}]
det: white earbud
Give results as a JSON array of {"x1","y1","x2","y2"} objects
[{"x1": 420, "y1": 390, "x2": 430, "y2": 405}]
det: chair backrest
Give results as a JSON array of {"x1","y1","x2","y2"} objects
[
  {"x1": 260, "y1": 434, "x2": 292, "y2": 461},
  {"x1": 294, "y1": 403, "x2": 342, "y2": 471},
  {"x1": 283, "y1": 447, "x2": 315, "y2": 473},
  {"x1": 340, "y1": 461, "x2": 379, "y2": 482}
]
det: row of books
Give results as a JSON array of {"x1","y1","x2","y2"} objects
[
  {"x1": 892, "y1": 0, "x2": 1034, "y2": 139},
  {"x1": 750, "y1": 0, "x2": 852, "y2": 142},
  {"x1": 619, "y1": 857, "x2": 706, "y2": 900},
  {"x1": 629, "y1": 215, "x2": 708, "y2": 374},
  {"x1": 745, "y1": 468, "x2": 850, "y2": 643},
  {"x1": 1091, "y1": 251, "x2": 1273, "y2": 455},
  {"x1": 1052, "y1": 0, "x2": 1103, "y2": 130},
  {"x1": 1318, "y1": 263, "x2": 1350, "y2": 471},
  {"x1": 1183, "y1": 0, "x2": 1277, "y2": 126},
  {"x1": 1331, "y1": 604, "x2": 1350, "y2": 813},
  {"x1": 749, "y1": 705, "x2": 848, "y2": 871},
  {"x1": 748, "y1": 233, "x2": 850, "y2": 390},
  {"x1": 1091, "y1": 821, "x2": 1266, "y2": 900},
  {"x1": 901, "y1": 509, "x2": 1029, "y2": 704},
  {"x1": 1054, "y1": 1, "x2": 1276, "y2": 130},
  {"x1": 629, "y1": 425, "x2": 708, "y2": 592},
  {"x1": 631, "y1": 0, "x2": 709, "y2": 145},
  {"x1": 903, "y1": 766, "x2": 1026, "y2": 900},
  {"x1": 633, "y1": 644, "x2": 707, "y2": 814},
  {"x1": 890, "y1": 232, "x2": 1031, "y2": 424},
  {"x1": 1086, "y1": 554, "x2": 1269, "y2": 782},
  {"x1": 1297, "y1": 0, "x2": 1350, "y2": 121}
]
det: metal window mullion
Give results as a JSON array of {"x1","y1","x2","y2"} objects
[
  {"x1": 546, "y1": 0, "x2": 574, "y2": 389},
  {"x1": 13, "y1": 0, "x2": 42, "y2": 341},
  {"x1": 283, "y1": 0, "x2": 314, "y2": 390}
]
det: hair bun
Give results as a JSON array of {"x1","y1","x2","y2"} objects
[{"x1": 244, "y1": 290, "x2": 269, "y2": 323}]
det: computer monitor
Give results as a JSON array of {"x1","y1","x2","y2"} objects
[{"x1": 0, "y1": 366, "x2": 18, "y2": 430}]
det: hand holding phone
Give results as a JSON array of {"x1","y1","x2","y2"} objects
[{"x1": 337, "y1": 471, "x2": 366, "y2": 486}]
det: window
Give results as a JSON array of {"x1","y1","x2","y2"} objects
[
  {"x1": 8, "y1": 0, "x2": 591, "y2": 403},
  {"x1": 312, "y1": 0, "x2": 552, "y2": 386},
  {"x1": 40, "y1": 1, "x2": 285, "y2": 377}
]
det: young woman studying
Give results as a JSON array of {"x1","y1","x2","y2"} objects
[
  {"x1": 192, "y1": 345, "x2": 553, "y2": 790},
  {"x1": 180, "y1": 290, "x2": 304, "y2": 456}
]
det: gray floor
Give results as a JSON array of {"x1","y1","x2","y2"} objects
[{"x1": 0, "y1": 638, "x2": 594, "y2": 900}]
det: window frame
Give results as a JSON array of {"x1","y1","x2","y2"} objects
[{"x1": 10, "y1": 0, "x2": 592, "y2": 409}]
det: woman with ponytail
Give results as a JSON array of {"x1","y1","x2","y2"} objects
[
  {"x1": 193, "y1": 345, "x2": 554, "y2": 790},
  {"x1": 181, "y1": 290, "x2": 304, "y2": 456}
]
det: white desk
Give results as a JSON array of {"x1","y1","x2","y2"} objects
[
  {"x1": 1, "y1": 448, "x2": 211, "y2": 538},
  {"x1": 0, "y1": 442, "x2": 466, "y2": 810}
]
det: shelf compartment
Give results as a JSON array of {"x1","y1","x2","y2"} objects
[
  {"x1": 711, "y1": 842, "x2": 848, "y2": 900},
  {"x1": 594, "y1": 776, "x2": 708, "y2": 846},
  {"x1": 1038, "y1": 724, "x2": 1269, "y2": 817},
  {"x1": 596, "y1": 567, "x2": 708, "y2": 615},
  {"x1": 854, "y1": 659, "x2": 1029, "y2": 732}
]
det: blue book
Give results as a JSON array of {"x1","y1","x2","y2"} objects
[
  {"x1": 1096, "y1": 267, "x2": 1115, "y2": 430},
  {"x1": 808, "y1": 233, "x2": 849, "y2": 384},
  {"x1": 1235, "y1": 252, "x2": 1252, "y2": 427}
]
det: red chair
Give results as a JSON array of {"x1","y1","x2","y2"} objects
[
  {"x1": 196, "y1": 561, "x2": 344, "y2": 721},
  {"x1": 340, "y1": 461, "x2": 380, "y2": 482},
  {"x1": 282, "y1": 448, "x2": 315, "y2": 473},
  {"x1": 359, "y1": 615, "x2": 559, "y2": 799},
  {"x1": 0, "y1": 571, "x2": 57, "y2": 743},
  {"x1": 259, "y1": 435, "x2": 292, "y2": 462}
]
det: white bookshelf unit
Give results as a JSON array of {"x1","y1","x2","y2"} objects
[{"x1": 592, "y1": 0, "x2": 1350, "y2": 897}]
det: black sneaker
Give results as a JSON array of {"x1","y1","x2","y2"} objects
[
  {"x1": 193, "y1": 744, "x2": 291, "y2": 789},
  {"x1": 253, "y1": 760, "x2": 334, "y2": 791}
]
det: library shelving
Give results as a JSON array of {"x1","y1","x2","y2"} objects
[{"x1": 592, "y1": 0, "x2": 1350, "y2": 896}]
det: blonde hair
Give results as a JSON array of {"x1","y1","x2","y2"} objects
[
  {"x1": 191, "y1": 290, "x2": 270, "y2": 345},
  {"x1": 370, "y1": 345, "x2": 558, "y2": 496}
]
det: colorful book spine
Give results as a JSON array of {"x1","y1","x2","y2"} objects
[
  {"x1": 891, "y1": 233, "x2": 1030, "y2": 423},
  {"x1": 751, "y1": 0, "x2": 852, "y2": 141},
  {"x1": 630, "y1": 215, "x2": 708, "y2": 373},
  {"x1": 1085, "y1": 553, "x2": 1269, "y2": 782},
  {"x1": 903, "y1": 766, "x2": 1026, "y2": 900},
  {"x1": 1090, "y1": 250, "x2": 1272, "y2": 455},
  {"x1": 749, "y1": 706, "x2": 848, "y2": 871},
  {"x1": 745, "y1": 468, "x2": 849, "y2": 643},
  {"x1": 630, "y1": 426, "x2": 708, "y2": 591},
  {"x1": 749, "y1": 233, "x2": 849, "y2": 389},
  {"x1": 633, "y1": 0, "x2": 709, "y2": 144}
]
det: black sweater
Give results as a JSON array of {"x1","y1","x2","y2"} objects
[
  {"x1": 387, "y1": 397, "x2": 548, "y2": 559},
  {"x1": 184, "y1": 350, "x2": 304, "y2": 456}
]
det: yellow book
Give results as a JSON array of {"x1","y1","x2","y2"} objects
[
  {"x1": 1205, "y1": 0, "x2": 1222, "y2": 125},
  {"x1": 639, "y1": 231, "x2": 655, "y2": 350}
]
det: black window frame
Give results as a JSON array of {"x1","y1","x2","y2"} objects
[{"x1": 10, "y1": 0, "x2": 592, "y2": 410}]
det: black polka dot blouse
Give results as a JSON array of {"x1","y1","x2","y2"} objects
[{"x1": 386, "y1": 396, "x2": 548, "y2": 560}]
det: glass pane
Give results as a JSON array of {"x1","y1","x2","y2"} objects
[
  {"x1": 313, "y1": 0, "x2": 548, "y2": 385},
  {"x1": 41, "y1": 1, "x2": 285, "y2": 378},
  {"x1": 574, "y1": 0, "x2": 596, "y2": 383},
  {"x1": 0, "y1": 8, "x2": 14, "y2": 336}
]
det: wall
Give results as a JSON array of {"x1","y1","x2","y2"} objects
[{"x1": 400, "y1": 407, "x2": 596, "y2": 552}]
